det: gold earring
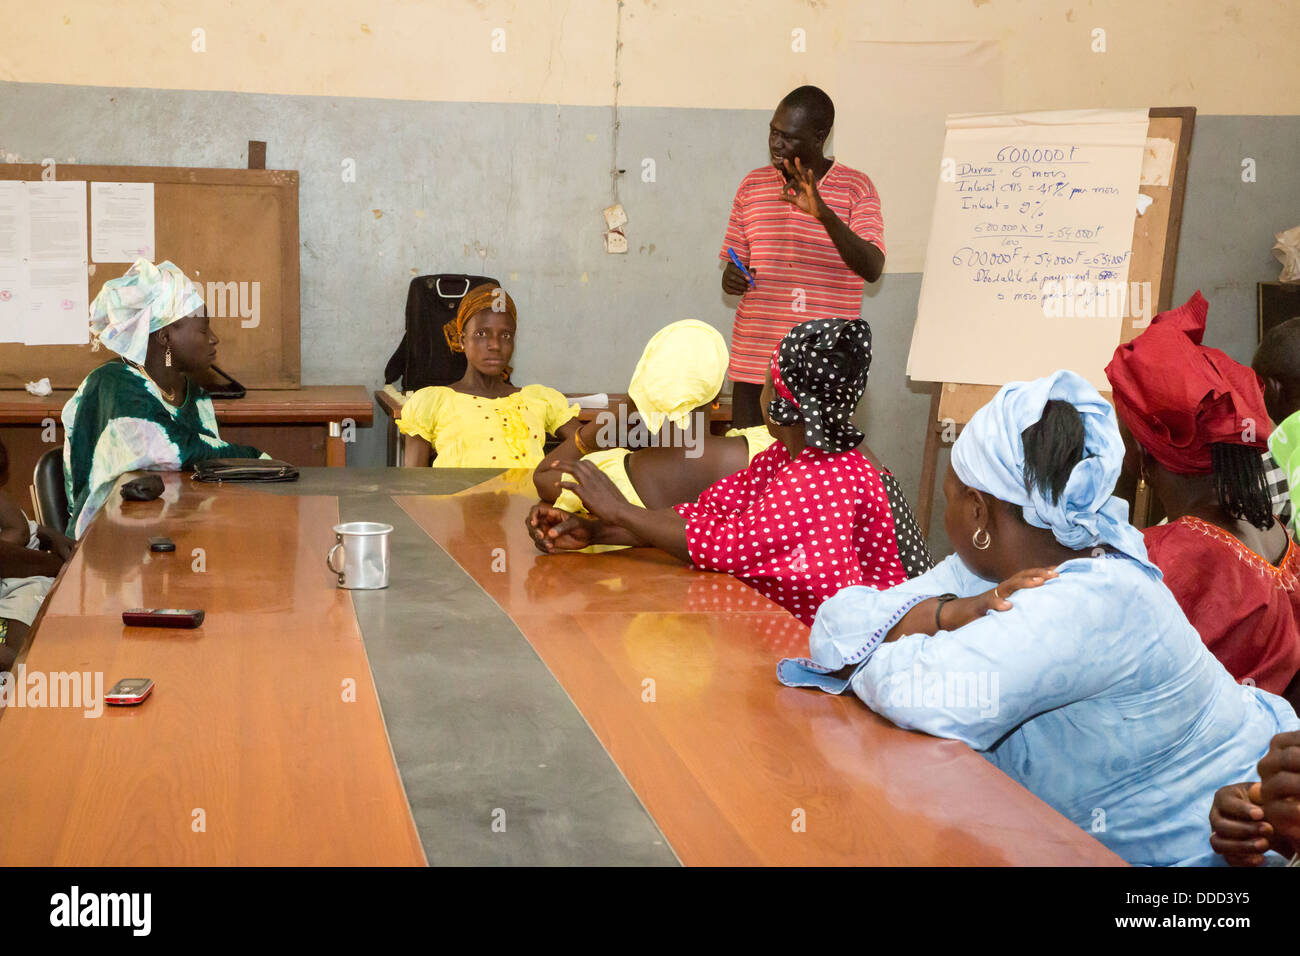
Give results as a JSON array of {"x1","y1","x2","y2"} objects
[
  {"x1": 165, "y1": 346, "x2": 172, "y2": 368},
  {"x1": 973, "y1": 527, "x2": 991, "y2": 551}
]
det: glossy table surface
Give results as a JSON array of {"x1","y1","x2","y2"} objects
[
  {"x1": 0, "y1": 473, "x2": 424, "y2": 865},
  {"x1": 0, "y1": 467, "x2": 1124, "y2": 866},
  {"x1": 395, "y1": 470, "x2": 1125, "y2": 866},
  {"x1": 258, "y1": 468, "x2": 675, "y2": 866}
]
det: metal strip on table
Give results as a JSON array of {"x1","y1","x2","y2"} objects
[
  {"x1": 258, "y1": 468, "x2": 676, "y2": 866},
  {"x1": 394, "y1": 470, "x2": 1125, "y2": 867}
]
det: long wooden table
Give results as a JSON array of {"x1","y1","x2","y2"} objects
[
  {"x1": 395, "y1": 471, "x2": 1125, "y2": 866},
  {"x1": 0, "y1": 473, "x2": 425, "y2": 865},
  {"x1": 0, "y1": 467, "x2": 1124, "y2": 866}
]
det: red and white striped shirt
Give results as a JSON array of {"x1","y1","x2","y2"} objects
[{"x1": 719, "y1": 161, "x2": 884, "y2": 383}]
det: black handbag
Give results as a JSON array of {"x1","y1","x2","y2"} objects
[
  {"x1": 383, "y1": 274, "x2": 497, "y2": 391},
  {"x1": 192, "y1": 458, "x2": 299, "y2": 482}
]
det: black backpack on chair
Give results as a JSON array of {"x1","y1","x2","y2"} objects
[{"x1": 384, "y1": 273, "x2": 498, "y2": 391}]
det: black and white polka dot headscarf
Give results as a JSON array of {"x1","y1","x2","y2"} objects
[{"x1": 767, "y1": 318, "x2": 871, "y2": 454}]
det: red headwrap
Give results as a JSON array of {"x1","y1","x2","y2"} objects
[
  {"x1": 769, "y1": 349, "x2": 799, "y2": 408},
  {"x1": 1105, "y1": 290, "x2": 1271, "y2": 475}
]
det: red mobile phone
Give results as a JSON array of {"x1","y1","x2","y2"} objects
[
  {"x1": 122, "y1": 608, "x2": 205, "y2": 628},
  {"x1": 106, "y1": 678, "x2": 154, "y2": 706}
]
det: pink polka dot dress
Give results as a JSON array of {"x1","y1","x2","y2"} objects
[{"x1": 673, "y1": 442, "x2": 925, "y2": 626}]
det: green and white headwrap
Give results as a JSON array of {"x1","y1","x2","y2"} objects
[
  {"x1": 1268, "y1": 410, "x2": 1300, "y2": 537},
  {"x1": 89, "y1": 258, "x2": 204, "y2": 365}
]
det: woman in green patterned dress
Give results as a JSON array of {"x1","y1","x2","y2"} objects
[{"x1": 62, "y1": 259, "x2": 266, "y2": 538}]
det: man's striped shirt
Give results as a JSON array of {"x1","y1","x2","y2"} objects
[{"x1": 720, "y1": 161, "x2": 884, "y2": 383}]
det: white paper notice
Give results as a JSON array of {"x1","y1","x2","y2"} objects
[
  {"x1": 27, "y1": 181, "x2": 87, "y2": 261},
  {"x1": 906, "y1": 109, "x2": 1148, "y2": 390},
  {"x1": 91, "y1": 182, "x2": 155, "y2": 263},
  {"x1": 27, "y1": 261, "x2": 90, "y2": 345},
  {"x1": 0, "y1": 182, "x2": 29, "y2": 343},
  {"x1": 0, "y1": 181, "x2": 26, "y2": 262},
  {"x1": 23, "y1": 181, "x2": 88, "y2": 345},
  {"x1": 0, "y1": 262, "x2": 26, "y2": 343}
]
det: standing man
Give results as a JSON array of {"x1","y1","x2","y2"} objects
[{"x1": 720, "y1": 86, "x2": 885, "y2": 427}]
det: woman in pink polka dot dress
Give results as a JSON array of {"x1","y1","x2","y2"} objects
[{"x1": 527, "y1": 319, "x2": 932, "y2": 625}]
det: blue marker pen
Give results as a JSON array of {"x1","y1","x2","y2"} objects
[{"x1": 727, "y1": 247, "x2": 756, "y2": 288}]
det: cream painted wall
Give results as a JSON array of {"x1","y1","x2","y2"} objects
[{"x1": 2, "y1": 0, "x2": 1297, "y2": 115}]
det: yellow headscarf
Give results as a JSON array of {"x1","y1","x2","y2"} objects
[{"x1": 627, "y1": 320, "x2": 729, "y2": 431}]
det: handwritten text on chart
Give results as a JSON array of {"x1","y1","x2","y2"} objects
[{"x1": 943, "y1": 144, "x2": 1137, "y2": 315}]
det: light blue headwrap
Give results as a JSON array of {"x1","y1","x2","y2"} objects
[
  {"x1": 88, "y1": 258, "x2": 204, "y2": 365},
  {"x1": 951, "y1": 369, "x2": 1159, "y2": 576}
]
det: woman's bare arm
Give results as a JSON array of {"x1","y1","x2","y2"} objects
[
  {"x1": 533, "y1": 418, "x2": 589, "y2": 501},
  {"x1": 403, "y1": 434, "x2": 433, "y2": 468}
]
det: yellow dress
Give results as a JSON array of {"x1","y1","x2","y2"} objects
[
  {"x1": 397, "y1": 384, "x2": 579, "y2": 469},
  {"x1": 724, "y1": 424, "x2": 777, "y2": 459},
  {"x1": 554, "y1": 448, "x2": 645, "y2": 513},
  {"x1": 554, "y1": 424, "x2": 778, "y2": 514}
]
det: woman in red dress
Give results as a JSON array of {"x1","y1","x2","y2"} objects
[
  {"x1": 526, "y1": 318, "x2": 931, "y2": 625},
  {"x1": 1107, "y1": 291, "x2": 1300, "y2": 707}
]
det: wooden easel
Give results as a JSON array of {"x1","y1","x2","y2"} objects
[{"x1": 915, "y1": 106, "x2": 1196, "y2": 536}]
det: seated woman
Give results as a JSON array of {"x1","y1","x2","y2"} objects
[
  {"x1": 777, "y1": 370, "x2": 1299, "y2": 867},
  {"x1": 1254, "y1": 317, "x2": 1300, "y2": 535},
  {"x1": 533, "y1": 319, "x2": 776, "y2": 516},
  {"x1": 527, "y1": 318, "x2": 933, "y2": 625},
  {"x1": 1209, "y1": 730, "x2": 1300, "y2": 866},
  {"x1": 62, "y1": 259, "x2": 266, "y2": 538},
  {"x1": 1107, "y1": 291, "x2": 1300, "y2": 706},
  {"x1": 0, "y1": 439, "x2": 75, "y2": 670},
  {"x1": 397, "y1": 283, "x2": 580, "y2": 468}
]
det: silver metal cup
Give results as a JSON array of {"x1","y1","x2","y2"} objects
[{"x1": 326, "y1": 521, "x2": 393, "y2": 589}]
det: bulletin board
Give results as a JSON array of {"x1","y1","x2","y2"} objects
[{"x1": 0, "y1": 164, "x2": 300, "y2": 390}]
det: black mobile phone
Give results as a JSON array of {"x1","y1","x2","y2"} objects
[
  {"x1": 122, "y1": 608, "x2": 204, "y2": 628},
  {"x1": 148, "y1": 537, "x2": 176, "y2": 553}
]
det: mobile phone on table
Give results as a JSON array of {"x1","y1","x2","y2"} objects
[
  {"x1": 122, "y1": 608, "x2": 205, "y2": 628},
  {"x1": 149, "y1": 536, "x2": 176, "y2": 552},
  {"x1": 106, "y1": 678, "x2": 154, "y2": 706}
]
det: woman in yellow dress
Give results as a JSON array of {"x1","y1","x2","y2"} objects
[
  {"x1": 533, "y1": 319, "x2": 775, "y2": 512},
  {"x1": 397, "y1": 284, "x2": 580, "y2": 468}
]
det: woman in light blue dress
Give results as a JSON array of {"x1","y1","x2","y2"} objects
[{"x1": 778, "y1": 370, "x2": 1299, "y2": 866}]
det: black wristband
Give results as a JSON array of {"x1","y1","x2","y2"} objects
[{"x1": 934, "y1": 593, "x2": 958, "y2": 632}]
